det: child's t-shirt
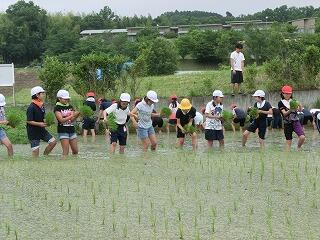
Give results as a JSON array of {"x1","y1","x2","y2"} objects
[
  {"x1": 106, "y1": 103, "x2": 130, "y2": 125},
  {"x1": 205, "y1": 101, "x2": 223, "y2": 130},
  {"x1": 0, "y1": 106, "x2": 5, "y2": 129},
  {"x1": 26, "y1": 102, "x2": 47, "y2": 140},
  {"x1": 254, "y1": 100, "x2": 272, "y2": 120},
  {"x1": 278, "y1": 99, "x2": 299, "y2": 124},
  {"x1": 169, "y1": 102, "x2": 179, "y2": 120},
  {"x1": 54, "y1": 103, "x2": 75, "y2": 134},
  {"x1": 136, "y1": 100, "x2": 154, "y2": 129},
  {"x1": 176, "y1": 107, "x2": 196, "y2": 127}
]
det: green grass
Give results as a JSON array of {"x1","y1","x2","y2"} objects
[
  {"x1": 0, "y1": 136, "x2": 320, "y2": 239},
  {"x1": 9, "y1": 67, "x2": 269, "y2": 105}
]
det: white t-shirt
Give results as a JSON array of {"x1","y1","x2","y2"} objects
[
  {"x1": 230, "y1": 51, "x2": 245, "y2": 71},
  {"x1": 106, "y1": 103, "x2": 130, "y2": 125},
  {"x1": 205, "y1": 102, "x2": 223, "y2": 130},
  {"x1": 194, "y1": 112, "x2": 204, "y2": 125},
  {"x1": 136, "y1": 100, "x2": 154, "y2": 129}
]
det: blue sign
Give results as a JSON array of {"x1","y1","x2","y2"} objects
[{"x1": 96, "y1": 68, "x2": 103, "y2": 80}]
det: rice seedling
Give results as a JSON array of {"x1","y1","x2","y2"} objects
[
  {"x1": 221, "y1": 110, "x2": 234, "y2": 122},
  {"x1": 107, "y1": 112, "x2": 118, "y2": 132},
  {"x1": 183, "y1": 124, "x2": 198, "y2": 134},
  {"x1": 160, "y1": 107, "x2": 172, "y2": 118},
  {"x1": 6, "y1": 110, "x2": 23, "y2": 128},
  {"x1": 248, "y1": 107, "x2": 259, "y2": 119},
  {"x1": 289, "y1": 99, "x2": 299, "y2": 110},
  {"x1": 79, "y1": 105, "x2": 94, "y2": 118},
  {"x1": 44, "y1": 112, "x2": 55, "y2": 126}
]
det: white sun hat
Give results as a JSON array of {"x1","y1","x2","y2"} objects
[
  {"x1": 147, "y1": 90, "x2": 159, "y2": 103},
  {"x1": 57, "y1": 90, "x2": 71, "y2": 99},
  {"x1": 120, "y1": 93, "x2": 131, "y2": 102},
  {"x1": 31, "y1": 86, "x2": 45, "y2": 96},
  {"x1": 252, "y1": 90, "x2": 265, "y2": 98},
  {"x1": 212, "y1": 90, "x2": 224, "y2": 97}
]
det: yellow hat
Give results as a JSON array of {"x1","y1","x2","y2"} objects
[{"x1": 179, "y1": 98, "x2": 192, "y2": 110}]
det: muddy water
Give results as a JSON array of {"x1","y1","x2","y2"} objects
[{"x1": 0, "y1": 129, "x2": 319, "y2": 239}]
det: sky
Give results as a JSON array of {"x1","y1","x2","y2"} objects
[{"x1": 1, "y1": 0, "x2": 320, "y2": 17}]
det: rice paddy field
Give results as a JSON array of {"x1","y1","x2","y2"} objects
[{"x1": 0, "y1": 130, "x2": 320, "y2": 239}]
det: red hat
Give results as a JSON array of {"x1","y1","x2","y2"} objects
[
  {"x1": 86, "y1": 91, "x2": 95, "y2": 97},
  {"x1": 170, "y1": 95, "x2": 178, "y2": 100},
  {"x1": 281, "y1": 85, "x2": 293, "y2": 94}
]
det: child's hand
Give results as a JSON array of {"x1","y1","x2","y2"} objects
[
  {"x1": 39, "y1": 122, "x2": 47, "y2": 128},
  {"x1": 2, "y1": 120, "x2": 9, "y2": 125},
  {"x1": 132, "y1": 121, "x2": 138, "y2": 129}
]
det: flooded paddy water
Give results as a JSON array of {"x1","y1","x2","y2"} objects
[{"x1": 0, "y1": 129, "x2": 320, "y2": 239}]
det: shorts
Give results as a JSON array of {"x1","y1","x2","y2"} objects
[
  {"x1": 247, "y1": 119, "x2": 267, "y2": 140},
  {"x1": 284, "y1": 121, "x2": 305, "y2": 140},
  {"x1": 29, "y1": 130, "x2": 55, "y2": 151},
  {"x1": 205, "y1": 129, "x2": 224, "y2": 141},
  {"x1": 152, "y1": 118, "x2": 164, "y2": 128},
  {"x1": 0, "y1": 128, "x2": 7, "y2": 141},
  {"x1": 110, "y1": 125, "x2": 127, "y2": 146},
  {"x1": 82, "y1": 117, "x2": 95, "y2": 130},
  {"x1": 137, "y1": 126, "x2": 155, "y2": 139},
  {"x1": 58, "y1": 132, "x2": 77, "y2": 140},
  {"x1": 231, "y1": 70, "x2": 243, "y2": 84},
  {"x1": 168, "y1": 119, "x2": 177, "y2": 125},
  {"x1": 233, "y1": 117, "x2": 245, "y2": 127}
]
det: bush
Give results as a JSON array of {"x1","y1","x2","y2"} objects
[
  {"x1": 39, "y1": 56, "x2": 69, "y2": 103},
  {"x1": 140, "y1": 37, "x2": 179, "y2": 75},
  {"x1": 244, "y1": 63, "x2": 258, "y2": 93},
  {"x1": 45, "y1": 112, "x2": 55, "y2": 126}
]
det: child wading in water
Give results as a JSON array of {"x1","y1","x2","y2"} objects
[
  {"x1": 104, "y1": 93, "x2": 131, "y2": 154},
  {"x1": 204, "y1": 90, "x2": 225, "y2": 149},
  {"x1": 242, "y1": 90, "x2": 272, "y2": 148},
  {"x1": 0, "y1": 94, "x2": 13, "y2": 157},
  {"x1": 54, "y1": 90, "x2": 80, "y2": 156},
  {"x1": 167, "y1": 95, "x2": 179, "y2": 133},
  {"x1": 83, "y1": 91, "x2": 97, "y2": 139},
  {"x1": 130, "y1": 91, "x2": 159, "y2": 152},
  {"x1": 26, "y1": 86, "x2": 57, "y2": 157},
  {"x1": 176, "y1": 98, "x2": 197, "y2": 150},
  {"x1": 278, "y1": 85, "x2": 305, "y2": 150}
]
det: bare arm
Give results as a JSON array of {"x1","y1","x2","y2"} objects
[
  {"x1": 55, "y1": 111, "x2": 73, "y2": 124},
  {"x1": 27, "y1": 121, "x2": 46, "y2": 127}
]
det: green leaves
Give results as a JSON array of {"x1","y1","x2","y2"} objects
[
  {"x1": 107, "y1": 112, "x2": 118, "y2": 132},
  {"x1": 44, "y1": 112, "x2": 55, "y2": 127},
  {"x1": 39, "y1": 56, "x2": 68, "y2": 103},
  {"x1": 289, "y1": 99, "x2": 299, "y2": 110},
  {"x1": 71, "y1": 53, "x2": 126, "y2": 97},
  {"x1": 79, "y1": 105, "x2": 94, "y2": 118},
  {"x1": 248, "y1": 107, "x2": 259, "y2": 120},
  {"x1": 160, "y1": 107, "x2": 172, "y2": 118},
  {"x1": 221, "y1": 110, "x2": 233, "y2": 122}
]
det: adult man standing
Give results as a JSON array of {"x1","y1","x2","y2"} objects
[{"x1": 230, "y1": 43, "x2": 245, "y2": 96}]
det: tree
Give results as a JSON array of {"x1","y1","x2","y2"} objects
[
  {"x1": 139, "y1": 37, "x2": 179, "y2": 75},
  {"x1": 71, "y1": 53, "x2": 126, "y2": 97},
  {"x1": 175, "y1": 35, "x2": 193, "y2": 59},
  {"x1": 44, "y1": 13, "x2": 80, "y2": 56},
  {"x1": 39, "y1": 56, "x2": 69, "y2": 103},
  {"x1": 2, "y1": 0, "x2": 48, "y2": 65}
]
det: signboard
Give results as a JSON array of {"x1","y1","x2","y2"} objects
[
  {"x1": 0, "y1": 63, "x2": 15, "y2": 86},
  {"x1": 0, "y1": 63, "x2": 16, "y2": 105}
]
